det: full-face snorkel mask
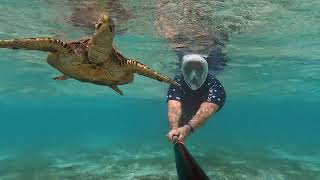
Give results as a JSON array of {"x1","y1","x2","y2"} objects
[{"x1": 181, "y1": 54, "x2": 208, "y2": 90}]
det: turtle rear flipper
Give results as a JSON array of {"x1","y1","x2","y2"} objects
[
  {"x1": 53, "y1": 75, "x2": 70, "y2": 80},
  {"x1": 0, "y1": 38, "x2": 73, "y2": 53},
  {"x1": 109, "y1": 85, "x2": 124, "y2": 95},
  {"x1": 125, "y1": 59, "x2": 180, "y2": 86}
]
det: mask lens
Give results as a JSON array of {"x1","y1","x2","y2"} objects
[{"x1": 183, "y1": 62, "x2": 205, "y2": 88}]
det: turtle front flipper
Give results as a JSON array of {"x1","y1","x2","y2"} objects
[
  {"x1": 109, "y1": 85, "x2": 124, "y2": 95},
  {"x1": 125, "y1": 59, "x2": 180, "y2": 86},
  {"x1": 0, "y1": 38, "x2": 73, "y2": 53}
]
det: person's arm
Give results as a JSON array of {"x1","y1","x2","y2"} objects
[
  {"x1": 187, "y1": 102, "x2": 219, "y2": 131},
  {"x1": 166, "y1": 75, "x2": 184, "y2": 141},
  {"x1": 188, "y1": 77, "x2": 226, "y2": 132},
  {"x1": 167, "y1": 100, "x2": 182, "y2": 130},
  {"x1": 167, "y1": 102, "x2": 218, "y2": 142}
]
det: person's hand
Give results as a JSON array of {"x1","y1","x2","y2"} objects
[{"x1": 167, "y1": 125, "x2": 192, "y2": 143}]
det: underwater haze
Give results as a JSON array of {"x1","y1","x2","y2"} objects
[{"x1": 0, "y1": 0, "x2": 320, "y2": 179}]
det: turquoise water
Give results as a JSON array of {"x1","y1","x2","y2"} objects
[{"x1": 1, "y1": 0, "x2": 320, "y2": 179}]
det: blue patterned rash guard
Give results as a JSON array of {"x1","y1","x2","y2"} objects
[{"x1": 167, "y1": 73, "x2": 226, "y2": 122}]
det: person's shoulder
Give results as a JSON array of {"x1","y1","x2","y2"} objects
[
  {"x1": 173, "y1": 74, "x2": 184, "y2": 83},
  {"x1": 206, "y1": 72, "x2": 224, "y2": 86},
  {"x1": 167, "y1": 74, "x2": 184, "y2": 90},
  {"x1": 206, "y1": 72, "x2": 225, "y2": 90},
  {"x1": 207, "y1": 72, "x2": 217, "y2": 82}
]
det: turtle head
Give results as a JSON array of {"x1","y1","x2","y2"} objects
[{"x1": 94, "y1": 13, "x2": 115, "y2": 38}]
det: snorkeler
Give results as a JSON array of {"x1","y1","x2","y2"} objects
[
  {"x1": 166, "y1": 54, "x2": 226, "y2": 142},
  {"x1": 152, "y1": 0, "x2": 228, "y2": 142}
]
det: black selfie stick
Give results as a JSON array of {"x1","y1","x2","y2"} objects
[{"x1": 172, "y1": 135, "x2": 210, "y2": 180}]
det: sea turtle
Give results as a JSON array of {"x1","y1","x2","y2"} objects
[{"x1": 0, "y1": 13, "x2": 179, "y2": 95}]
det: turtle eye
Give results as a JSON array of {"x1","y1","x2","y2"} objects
[{"x1": 96, "y1": 23, "x2": 102, "y2": 29}]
